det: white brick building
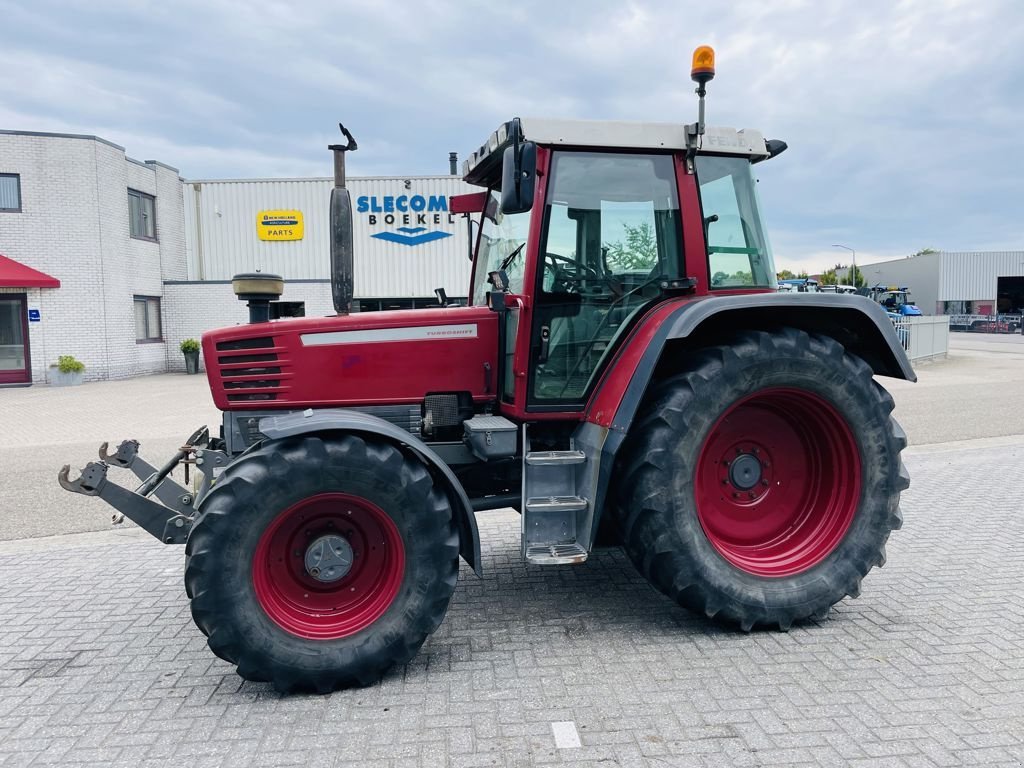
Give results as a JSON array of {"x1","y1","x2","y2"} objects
[{"x1": 0, "y1": 130, "x2": 184, "y2": 384}]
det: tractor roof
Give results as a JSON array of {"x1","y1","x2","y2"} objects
[{"x1": 462, "y1": 117, "x2": 769, "y2": 185}]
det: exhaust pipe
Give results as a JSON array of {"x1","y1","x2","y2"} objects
[
  {"x1": 328, "y1": 124, "x2": 358, "y2": 315},
  {"x1": 449, "y1": 152, "x2": 458, "y2": 176}
]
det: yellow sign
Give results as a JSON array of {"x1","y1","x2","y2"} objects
[{"x1": 257, "y1": 210, "x2": 304, "y2": 241}]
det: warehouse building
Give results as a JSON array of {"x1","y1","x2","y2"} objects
[
  {"x1": 166, "y1": 175, "x2": 473, "y2": 369},
  {"x1": 864, "y1": 250, "x2": 1024, "y2": 317},
  {"x1": 0, "y1": 128, "x2": 474, "y2": 384}
]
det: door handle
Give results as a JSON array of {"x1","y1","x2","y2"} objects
[{"x1": 538, "y1": 325, "x2": 550, "y2": 364}]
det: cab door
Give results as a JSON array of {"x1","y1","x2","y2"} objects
[{"x1": 524, "y1": 151, "x2": 683, "y2": 411}]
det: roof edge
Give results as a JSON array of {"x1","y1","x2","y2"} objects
[{"x1": 0, "y1": 129, "x2": 125, "y2": 152}]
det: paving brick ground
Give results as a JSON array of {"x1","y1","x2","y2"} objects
[{"x1": 1, "y1": 439, "x2": 1022, "y2": 767}]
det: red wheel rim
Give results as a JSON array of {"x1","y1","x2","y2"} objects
[
  {"x1": 252, "y1": 493, "x2": 405, "y2": 639},
  {"x1": 694, "y1": 388, "x2": 861, "y2": 577}
]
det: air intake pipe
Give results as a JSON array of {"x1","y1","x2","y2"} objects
[
  {"x1": 232, "y1": 273, "x2": 284, "y2": 323},
  {"x1": 328, "y1": 124, "x2": 358, "y2": 315}
]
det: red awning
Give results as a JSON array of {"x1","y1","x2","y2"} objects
[{"x1": 0, "y1": 253, "x2": 60, "y2": 288}]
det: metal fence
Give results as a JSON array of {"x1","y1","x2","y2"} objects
[
  {"x1": 890, "y1": 315, "x2": 950, "y2": 362},
  {"x1": 947, "y1": 314, "x2": 1022, "y2": 333}
]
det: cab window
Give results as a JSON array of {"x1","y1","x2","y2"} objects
[
  {"x1": 696, "y1": 155, "x2": 776, "y2": 288},
  {"x1": 471, "y1": 190, "x2": 530, "y2": 305}
]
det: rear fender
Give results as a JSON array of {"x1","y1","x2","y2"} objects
[
  {"x1": 577, "y1": 293, "x2": 916, "y2": 549},
  {"x1": 258, "y1": 409, "x2": 481, "y2": 575}
]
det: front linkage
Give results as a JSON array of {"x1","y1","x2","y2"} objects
[{"x1": 58, "y1": 426, "x2": 223, "y2": 544}]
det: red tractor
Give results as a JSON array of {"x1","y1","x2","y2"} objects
[{"x1": 60, "y1": 48, "x2": 912, "y2": 693}]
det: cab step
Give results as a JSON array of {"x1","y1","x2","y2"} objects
[
  {"x1": 525, "y1": 542, "x2": 589, "y2": 565},
  {"x1": 525, "y1": 495, "x2": 588, "y2": 512},
  {"x1": 525, "y1": 450, "x2": 586, "y2": 466},
  {"x1": 521, "y1": 427, "x2": 591, "y2": 566}
]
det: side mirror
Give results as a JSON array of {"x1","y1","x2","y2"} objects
[{"x1": 500, "y1": 142, "x2": 536, "y2": 215}]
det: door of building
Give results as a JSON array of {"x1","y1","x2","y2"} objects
[{"x1": 0, "y1": 294, "x2": 30, "y2": 384}]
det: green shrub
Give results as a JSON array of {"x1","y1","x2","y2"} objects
[
  {"x1": 56, "y1": 355, "x2": 85, "y2": 374},
  {"x1": 180, "y1": 338, "x2": 201, "y2": 354}
]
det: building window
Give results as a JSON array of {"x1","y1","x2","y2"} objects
[
  {"x1": 0, "y1": 174, "x2": 21, "y2": 212},
  {"x1": 134, "y1": 296, "x2": 162, "y2": 342},
  {"x1": 128, "y1": 189, "x2": 157, "y2": 240}
]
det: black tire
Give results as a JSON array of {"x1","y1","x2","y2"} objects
[
  {"x1": 184, "y1": 433, "x2": 459, "y2": 693},
  {"x1": 613, "y1": 328, "x2": 908, "y2": 631}
]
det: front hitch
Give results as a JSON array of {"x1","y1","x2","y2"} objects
[
  {"x1": 58, "y1": 461, "x2": 106, "y2": 495},
  {"x1": 58, "y1": 426, "x2": 219, "y2": 545}
]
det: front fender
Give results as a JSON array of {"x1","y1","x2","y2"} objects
[{"x1": 258, "y1": 409, "x2": 481, "y2": 576}]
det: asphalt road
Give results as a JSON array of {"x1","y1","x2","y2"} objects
[
  {"x1": 0, "y1": 332, "x2": 1021, "y2": 542},
  {"x1": 886, "y1": 332, "x2": 1024, "y2": 445}
]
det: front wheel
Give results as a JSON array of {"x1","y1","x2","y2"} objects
[
  {"x1": 184, "y1": 434, "x2": 460, "y2": 692},
  {"x1": 614, "y1": 328, "x2": 909, "y2": 630}
]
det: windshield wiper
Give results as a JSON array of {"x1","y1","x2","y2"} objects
[{"x1": 498, "y1": 242, "x2": 526, "y2": 272}]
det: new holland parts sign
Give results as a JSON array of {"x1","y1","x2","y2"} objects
[{"x1": 257, "y1": 210, "x2": 304, "y2": 241}]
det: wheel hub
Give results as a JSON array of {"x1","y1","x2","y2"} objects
[
  {"x1": 715, "y1": 442, "x2": 773, "y2": 502},
  {"x1": 304, "y1": 534, "x2": 354, "y2": 583},
  {"x1": 728, "y1": 453, "x2": 762, "y2": 490}
]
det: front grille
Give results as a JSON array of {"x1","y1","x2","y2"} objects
[
  {"x1": 216, "y1": 336, "x2": 289, "y2": 402},
  {"x1": 217, "y1": 336, "x2": 275, "y2": 351}
]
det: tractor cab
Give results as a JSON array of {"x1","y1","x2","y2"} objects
[
  {"x1": 453, "y1": 116, "x2": 783, "y2": 415},
  {"x1": 871, "y1": 286, "x2": 922, "y2": 316}
]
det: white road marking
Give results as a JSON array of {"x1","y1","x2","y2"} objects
[{"x1": 551, "y1": 721, "x2": 582, "y2": 749}]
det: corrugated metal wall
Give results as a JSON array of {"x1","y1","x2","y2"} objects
[
  {"x1": 861, "y1": 252, "x2": 942, "y2": 314},
  {"x1": 939, "y1": 251, "x2": 1024, "y2": 301},
  {"x1": 183, "y1": 176, "x2": 476, "y2": 298}
]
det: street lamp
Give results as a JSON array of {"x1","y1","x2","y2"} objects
[{"x1": 832, "y1": 244, "x2": 856, "y2": 286}]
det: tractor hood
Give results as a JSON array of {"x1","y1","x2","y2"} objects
[{"x1": 202, "y1": 306, "x2": 499, "y2": 411}]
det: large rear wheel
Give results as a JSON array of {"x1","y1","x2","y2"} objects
[
  {"x1": 614, "y1": 328, "x2": 908, "y2": 630},
  {"x1": 184, "y1": 433, "x2": 459, "y2": 692}
]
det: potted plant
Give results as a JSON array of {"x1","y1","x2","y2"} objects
[
  {"x1": 180, "y1": 338, "x2": 201, "y2": 374},
  {"x1": 50, "y1": 355, "x2": 85, "y2": 387}
]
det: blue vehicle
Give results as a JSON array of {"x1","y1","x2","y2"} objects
[{"x1": 870, "y1": 285, "x2": 922, "y2": 316}]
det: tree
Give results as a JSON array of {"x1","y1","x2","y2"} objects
[
  {"x1": 911, "y1": 248, "x2": 937, "y2": 257},
  {"x1": 848, "y1": 264, "x2": 866, "y2": 288},
  {"x1": 777, "y1": 269, "x2": 809, "y2": 281},
  {"x1": 821, "y1": 262, "x2": 866, "y2": 287},
  {"x1": 605, "y1": 221, "x2": 657, "y2": 271}
]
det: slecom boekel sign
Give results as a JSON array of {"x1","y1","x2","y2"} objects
[{"x1": 257, "y1": 210, "x2": 304, "y2": 241}]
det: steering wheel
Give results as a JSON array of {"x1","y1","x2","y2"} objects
[{"x1": 544, "y1": 252, "x2": 602, "y2": 293}]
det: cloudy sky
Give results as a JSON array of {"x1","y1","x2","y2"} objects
[{"x1": 3, "y1": 0, "x2": 1022, "y2": 273}]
